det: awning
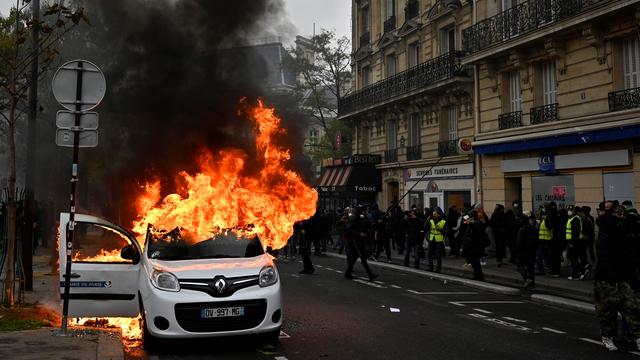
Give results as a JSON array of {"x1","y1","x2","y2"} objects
[
  {"x1": 474, "y1": 124, "x2": 640, "y2": 155},
  {"x1": 316, "y1": 165, "x2": 380, "y2": 193}
]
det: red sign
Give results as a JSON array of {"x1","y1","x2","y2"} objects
[{"x1": 552, "y1": 186, "x2": 567, "y2": 199}]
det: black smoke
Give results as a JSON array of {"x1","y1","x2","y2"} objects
[{"x1": 35, "y1": 0, "x2": 310, "y2": 224}]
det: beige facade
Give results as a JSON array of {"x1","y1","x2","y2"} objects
[
  {"x1": 340, "y1": 0, "x2": 477, "y2": 211},
  {"x1": 469, "y1": 0, "x2": 640, "y2": 213}
]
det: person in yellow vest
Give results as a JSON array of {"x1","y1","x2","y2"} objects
[
  {"x1": 427, "y1": 207, "x2": 447, "y2": 273},
  {"x1": 566, "y1": 205, "x2": 587, "y2": 280},
  {"x1": 535, "y1": 207, "x2": 553, "y2": 275}
]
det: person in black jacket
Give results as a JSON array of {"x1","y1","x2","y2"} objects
[
  {"x1": 593, "y1": 204, "x2": 640, "y2": 352},
  {"x1": 516, "y1": 211, "x2": 538, "y2": 289},
  {"x1": 461, "y1": 210, "x2": 488, "y2": 281},
  {"x1": 344, "y1": 206, "x2": 378, "y2": 281},
  {"x1": 402, "y1": 210, "x2": 422, "y2": 269},
  {"x1": 297, "y1": 220, "x2": 315, "y2": 275},
  {"x1": 490, "y1": 204, "x2": 509, "y2": 266}
]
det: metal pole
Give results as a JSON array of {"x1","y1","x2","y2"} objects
[
  {"x1": 23, "y1": 0, "x2": 40, "y2": 292},
  {"x1": 60, "y1": 61, "x2": 83, "y2": 336}
]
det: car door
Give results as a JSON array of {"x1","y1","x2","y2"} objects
[{"x1": 59, "y1": 213, "x2": 142, "y2": 317}]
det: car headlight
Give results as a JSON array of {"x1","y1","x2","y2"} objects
[
  {"x1": 150, "y1": 269, "x2": 180, "y2": 292},
  {"x1": 259, "y1": 266, "x2": 278, "y2": 287}
]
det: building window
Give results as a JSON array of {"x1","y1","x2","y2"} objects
[
  {"x1": 361, "y1": 5, "x2": 370, "y2": 33},
  {"x1": 387, "y1": 119, "x2": 397, "y2": 149},
  {"x1": 542, "y1": 61, "x2": 557, "y2": 105},
  {"x1": 361, "y1": 126, "x2": 370, "y2": 153},
  {"x1": 440, "y1": 27, "x2": 456, "y2": 54},
  {"x1": 447, "y1": 107, "x2": 458, "y2": 141},
  {"x1": 509, "y1": 71, "x2": 522, "y2": 112},
  {"x1": 386, "y1": 0, "x2": 395, "y2": 19},
  {"x1": 623, "y1": 37, "x2": 640, "y2": 89},
  {"x1": 409, "y1": 112, "x2": 420, "y2": 145},
  {"x1": 408, "y1": 42, "x2": 420, "y2": 68},
  {"x1": 362, "y1": 65, "x2": 371, "y2": 87},
  {"x1": 386, "y1": 54, "x2": 397, "y2": 77},
  {"x1": 309, "y1": 128, "x2": 319, "y2": 144}
]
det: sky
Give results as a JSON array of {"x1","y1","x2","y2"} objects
[{"x1": 0, "y1": 0, "x2": 352, "y2": 40}]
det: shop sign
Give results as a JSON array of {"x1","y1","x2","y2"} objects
[
  {"x1": 345, "y1": 154, "x2": 381, "y2": 165},
  {"x1": 405, "y1": 163, "x2": 474, "y2": 180},
  {"x1": 353, "y1": 185, "x2": 377, "y2": 192},
  {"x1": 532, "y1": 175, "x2": 574, "y2": 210},
  {"x1": 538, "y1": 153, "x2": 556, "y2": 174}
]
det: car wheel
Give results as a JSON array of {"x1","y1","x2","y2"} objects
[
  {"x1": 140, "y1": 302, "x2": 159, "y2": 351},
  {"x1": 264, "y1": 328, "x2": 281, "y2": 347}
]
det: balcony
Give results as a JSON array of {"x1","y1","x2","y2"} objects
[
  {"x1": 359, "y1": 31, "x2": 370, "y2": 48},
  {"x1": 498, "y1": 111, "x2": 523, "y2": 130},
  {"x1": 384, "y1": 16, "x2": 396, "y2": 33},
  {"x1": 406, "y1": 144, "x2": 422, "y2": 161},
  {"x1": 462, "y1": 0, "x2": 609, "y2": 54},
  {"x1": 384, "y1": 148, "x2": 398, "y2": 163},
  {"x1": 438, "y1": 140, "x2": 459, "y2": 157},
  {"x1": 530, "y1": 103, "x2": 559, "y2": 125},
  {"x1": 339, "y1": 51, "x2": 469, "y2": 116},
  {"x1": 405, "y1": 0, "x2": 419, "y2": 20},
  {"x1": 609, "y1": 87, "x2": 640, "y2": 112}
]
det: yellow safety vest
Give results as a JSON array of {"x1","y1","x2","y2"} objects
[
  {"x1": 539, "y1": 219, "x2": 552, "y2": 241},
  {"x1": 565, "y1": 215, "x2": 583, "y2": 241},
  {"x1": 429, "y1": 219, "x2": 446, "y2": 242}
]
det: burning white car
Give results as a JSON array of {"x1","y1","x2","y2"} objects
[{"x1": 59, "y1": 213, "x2": 283, "y2": 349}]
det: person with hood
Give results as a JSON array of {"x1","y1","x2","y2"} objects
[
  {"x1": 461, "y1": 210, "x2": 488, "y2": 281},
  {"x1": 344, "y1": 205, "x2": 379, "y2": 281},
  {"x1": 490, "y1": 204, "x2": 509, "y2": 266},
  {"x1": 427, "y1": 207, "x2": 447, "y2": 273},
  {"x1": 516, "y1": 211, "x2": 538, "y2": 289},
  {"x1": 402, "y1": 210, "x2": 423, "y2": 268}
]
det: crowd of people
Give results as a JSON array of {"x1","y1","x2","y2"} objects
[{"x1": 280, "y1": 198, "x2": 640, "y2": 352}]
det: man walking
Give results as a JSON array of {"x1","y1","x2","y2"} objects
[
  {"x1": 516, "y1": 211, "x2": 538, "y2": 289},
  {"x1": 297, "y1": 220, "x2": 315, "y2": 275},
  {"x1": 345, "y1": 206, "x2": 379, "y2": 281},
  {"x1": 490, "y1": 204, "x2": 509, "y2": 267},
  {"x1": 427, "y1": 208, "x2": 447, "y2": 273},
  {"x1": 402, "y1": 210, "x2": 422, "y2": 268}
]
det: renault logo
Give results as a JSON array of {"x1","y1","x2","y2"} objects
[{"x1": 214, "y1": 278, "x2": 227, "y2": 293}]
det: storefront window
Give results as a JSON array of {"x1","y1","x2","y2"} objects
[
  {"x1": 603, "y1": 172, "x2": 634, "y2": 203},
  {"x1": 532, "y1": 175, "x2": 574, "y2": 210}
]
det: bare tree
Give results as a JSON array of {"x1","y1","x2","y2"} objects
[{"x1": 0, "y1": 1, "x2": 87, "y2": 306}]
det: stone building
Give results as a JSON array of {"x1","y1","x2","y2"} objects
[{"x1": 467, "y1": 0, "x2": 640, "y2": 212}]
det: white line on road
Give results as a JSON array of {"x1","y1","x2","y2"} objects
[
  {"x1": 541, "y1": 327, "x2": 565, "y2": 334},
  {"x1": 468, "y1": 313, "x2": 487, "y2": 319},
  {"x1": 473, "y1": 308, "x2": 492, "y2": 314},
  {"x1": 467, "y1": 314, "x2": 531, "y2": 331},
  {"x1": 629, "y1": 351, "x2": 640, "y2": 356},
  {"x1": 325, "y1": 267, "x2": 334, "y2": 271},
  {"x1": 334, "y1": 270, "x2": 342, "y2": 274},
  {"x1": 291, "y1": 274, "x2": 300, "y2": 278},
  {"x1": 502, "y1": 316, "x2": 526, "y2": 323},
  {"x1": 374, "y1": 280, "x2": 386, "y2": 285},
  {"x1": 274, "y1": 357, "x2": 289, "y2": 360},
  {"x1": 390, "y1": 284, "x2": 402, "y2": 289},
  {"x1": 449, "y1": 301, "x2": 523, "y2": 307},
  {"x1": 353, "y1": 279, "x2": 387, "y2": 288},
  {"x1": 579, "y1": 338, "x2": 603, "y2": 346},
  {"x1": 407, "y1": 290, "x2": 478, "y2": 295},
  {"x1": 316, "y1": 265, "x2": 324, "y2": 268}
]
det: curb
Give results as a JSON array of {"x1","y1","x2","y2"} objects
[
  {"x1": 324, "y1": 252, "x2": 521, "y2": 296},
  {"x1": 530, "y1": 294, "x2": 595, "y2": 315}
]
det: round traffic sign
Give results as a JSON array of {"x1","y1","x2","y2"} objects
[{"x1": 52, "y1": 59, "x2": 106, "y2": 112}]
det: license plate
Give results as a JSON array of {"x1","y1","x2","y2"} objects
[{"x1": 200, "y1": 306, "x2": 245, "y2": 318}]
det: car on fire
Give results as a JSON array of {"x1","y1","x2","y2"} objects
[{"x1": 59, "y1": 213, "x2": 283, "y2": 349}]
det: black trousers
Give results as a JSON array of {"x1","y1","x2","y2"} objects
[
  {"x1": 300, "y1": 244, "x2": 314, "y2": 272},
  {"x1": 518, "y1": 257, "x2": 535, "y2": 282},
  {"x1": 376, "y1": 237, "x2": 391, "y2": 261},
  {"x1": 404, "y1": 242, "x2": 420, "y2": 268},
  {"x1": 468, "y1": 256, "x2": 484, "y2": 281},
  {"x1": 346, "y1": 239, "x2": 374, "y2": 277}
]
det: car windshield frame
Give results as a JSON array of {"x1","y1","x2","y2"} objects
[{"x1": 146, "y1": 229, "x2": 265, "y2": 261}]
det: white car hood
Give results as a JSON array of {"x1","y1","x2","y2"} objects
[{"x1": 147, "y1": 255, "x2": 273, "y2": 279}]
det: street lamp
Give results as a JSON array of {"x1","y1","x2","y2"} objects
[{"x1": 426, "y1": 0, "x2": 463, "y2": 18}]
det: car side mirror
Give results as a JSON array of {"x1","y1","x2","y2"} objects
[{"x1": 121, "y1": 245, "x2": 140, "y2": 263}]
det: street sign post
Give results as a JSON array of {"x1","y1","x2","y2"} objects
[{"x1": 52, "y1": 60, "x2": 105, "y2": 336}]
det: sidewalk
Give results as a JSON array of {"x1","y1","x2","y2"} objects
[{"x1": 0, "y1": 247, "x2": 124, "y2": 360}]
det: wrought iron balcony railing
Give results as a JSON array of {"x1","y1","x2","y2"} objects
[
  {"x1": 462, "y1": 0, "x2": 609, "y2": 54},
  {"x1": 438, "y1": 140, "x2": 459, "y2": 157},
  {"x1": 530, "y1": 103, "x2": 559, "y2": 125},
  {"x1": 339, "y1": 51, "x2": 469, "y2": 115},
  {"x1": 360, "y1": 31, "x2": 370, "y2": 48},
  {"x1": 498, "y1": 111, "x2": 523, "y2": 130},
  {"x1": 405, "y1": 0, "x2": 419, "y2": 20},
  {"x1": 384, "y1": 148, "x2": 398, "y2": 163},
  {"x1": 406, "y1": 144, "x2": 422, "y2": 161},
  {"x1": 384, "y1": 16, "x2": 396, "y2": 33},
  {"x1": 609, "y1": 87, "x2": 640, "y2": 112}
]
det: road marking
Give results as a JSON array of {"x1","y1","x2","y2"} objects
[
  {"x1": 353, "y1": 279, "x2": 387, "y2": 288},
  {"x1": 407, "y1": 290, "x2": 478, "y2": 295},
  {"x1": 467, "y1": 313, "x2": 531, "y2": 331},
  {"x1": 374, "y1": 280, "x2": 386, "y2": 285},
  {"x1": 274, "y1": 357, "x2": 288, "y2": 360},
  {"x1": 468, "y1": 313, "x2": 487, "y2": 319},
  {"x1": 541, "y1": 327, "x2": 565, "y2": 334},
  {"x1": 390, "y1": 284, "x2": 402, "y2": 289},
  {"x1": 325, "y1": 267, "x2": 335, "y2": 271},
  {"x1": 473, "y1": 308, "x2": 492, "y2": 314},
  {"x1": 291, "y1": 274, "x2": 300, "y2": 278},
  {"x1": 502, "y1": 316, "x2": 526, "y2": 323},
  {"x1": 316, "y1": 265, "x2": 324, "y2": 268},
  {"x1": 578, "y1": 338, "x2": 603, "y2": 346},
  {"x1": 449, "y1": 301, "x2": 523, "y2": 307},
  {"x1": 629, "y1": 351, "x2": 640, "y2": 356},
  {"x1": 279, "y1": 331, "x2": 291, "y2": 339},
  {"x1": 334, "y1": 270, "x2": 342, "y2": 274}
]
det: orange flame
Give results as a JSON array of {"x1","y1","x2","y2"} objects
[{"x1": 132, "y1": 100, "x2": 318, "y2": 249}]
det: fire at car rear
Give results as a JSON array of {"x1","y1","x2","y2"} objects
[{"x1": 139, "y1": 226, "x2": 282, "y2": 344}]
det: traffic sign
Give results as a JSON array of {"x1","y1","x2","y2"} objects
[
  {"x1": 52, "y1": 60, "x2": 106, "y2": 112},
  {"x1": 55, "y1": 129, "x2": 99, "y2": 148},
  {"x1": 56, "y1": 111, "x2": 99, "y2": 130}
]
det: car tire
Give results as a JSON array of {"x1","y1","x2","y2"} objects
[
  {"x1": 264, "y1": 328, "x2": 280, "y2": 347},
  {"x1": 140, "y1": 301, "x2": 159, "y2": 351}
]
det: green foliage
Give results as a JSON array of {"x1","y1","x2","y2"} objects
[{"x1": 0, "y1": 318, "x2": 43, "y2": 331}]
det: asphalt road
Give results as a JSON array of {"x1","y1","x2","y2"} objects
[{"x1": 127, "y1": 255, "x2": 640, "y2": 360}]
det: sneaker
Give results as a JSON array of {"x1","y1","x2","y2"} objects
[
  {"x1": 602, "y1": 336, "x2": 618, "y2": 351},
  {"x1": 567, "y1": 276, "x2": 580, "y2": 281},
  {"x1": 480, "y1": 260, "x2": 487, "y2": 266}
]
